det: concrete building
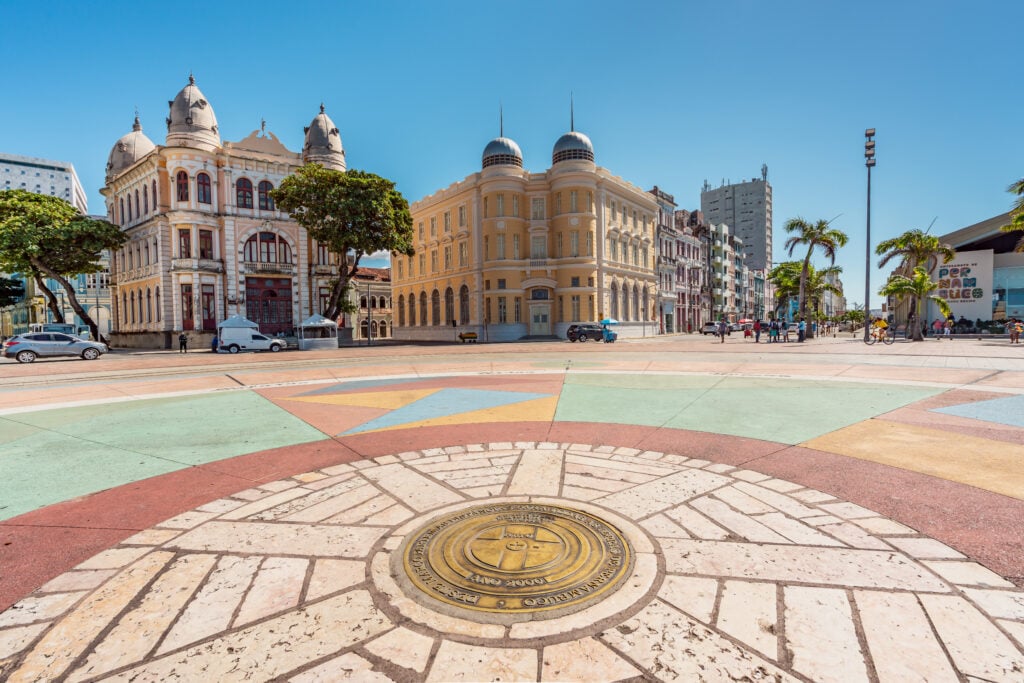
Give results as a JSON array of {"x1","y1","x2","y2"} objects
[
  {"x1": 708, "y1": 222, "x2": 747, "y2": 322},
  {"x1": 0, "y1": 153, "x2": 87, "y2": 212},
  {"x1": 649, "y1": 186, "x2": 678, "y2": 333},
  {"x1": 391, "y1": 119, "x2": 659, "y2": 341},
  {"x1": 101, "y1": 76, "x2": 349, "y2": 348},
  {"x1": 673, "y1": 209, "x2": 712, "y2": 332},
  {"x1": 700, "y1": 167, "x2": 773, "y2": 271}
]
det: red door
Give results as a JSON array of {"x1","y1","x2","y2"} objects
[{"x1": 245, "y1": 277, "x2": 293, "y2": 335}]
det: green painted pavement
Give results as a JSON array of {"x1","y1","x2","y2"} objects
[
  {"x1": 0, "y1": 392, "x2": 327, "y2": 521},
  {"x1": 555, "y1": 374, "x2": 943, "y2": 444}
]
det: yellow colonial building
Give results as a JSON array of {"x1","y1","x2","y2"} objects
[
  {"x1": 392, "y1": 122, "x2": 659, "y2": 342},
  {"x1": 101, "y1": 76, "x2": 347, "y2": 348}
]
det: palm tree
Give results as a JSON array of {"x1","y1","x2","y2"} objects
[
  {"x1": 767, "y1": 261, "x2": 801, "y2": 318},
  {"x1": 875, "y1": 228, "x2": 955, "y2": 332},
  {"x1": 878, "y1": 267, "x2": 951, "y2": 340},
  {"x1": 784, "y1": 218, "x2": 848, "y2": 336},
  {"x1": 1000, "y1": 178, "x2": 1024, "y2": 252},
  {"x1": 804, "y1": 265, "x2": 844, "y2": 321}
]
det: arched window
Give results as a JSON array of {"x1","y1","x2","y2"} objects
[
  {"x1": 622, "y1": 284, "x2": 631, "y2": 321},
  {"x1": 444, "y1": 287, "x2": 454, "y2": 325},
  {"x1": 130, "y1": 291, "x2": 136, "y2": 324},
  {"x1": 610, "y1": 282, "x2": 619, "y2": 319},
  {"x1": 119, "y1": 198, "x2": 125, "y2": 224},
  {"x1": 143, "y1": 184, "x2": 149, "y2": 214},
  {"x1": 244, "y1": 232, "x2": 292, "y2": 264},
  {"x1": 379, "y1": 321, "x2": 388, "y2": 338},
  {"x1": 152, "y1": 180, "x2": 157, "y2": 209},
  {"x1": 360, "y1": 296, "x2": 367, "y2": 309},
  {"x1": 176, "y1": 171, "x2": 189, "y2": 202},
  {"x1": 135, "y1": 190, "x2": 140, "y2": 219},
  {"x1": 419, "y1": 291, "x2": 428, "y2": 326},
  {"x1": 144, "y1": 242, "x2": 150, "y2": 265},
  {"x1": 642, "y1": 286, "x2": 650, "y2": 321},
  {"x1": 360, "y1": 319, "x2": 369, "y2": 339},
  {"x1": 127, "y1": 194, "x2": 133, "y2": 221},
  {"x1": 236, "y1": 178, "x2": 253, "y2": 208},
  {"x1": 632, "y1": 285, "x2": 640, "y2": 322},
  {"x1": 459, "y1": 285, "x2": 470, "y2": 324},
  {"x1": 197, "y1": 172, "x2": 212, "y2": 204},
  {"x1": 370, "y1": 321, "x2": 378, "y2": 337},
  {"x1": 122, "y1": 292, "x2": 128, "y2": 324},
  {"x1": 146, "y1": 288, "x2": 152, "y2": 323},
  {"x1": 155, "y1": 286, "x2": 161, "y2": 322},
  {"x1": 397, "y1": 295, "x2": 405, "y2": 326},
  {"x1": 431, "y1": 289, "x2": 441, "y2": 326},
  {"x1": 258, "y1": 181, "x2": 274, "y2": 210},
  {"x1": 408, "y1": 294, "x2": 416, "y2": 326}
]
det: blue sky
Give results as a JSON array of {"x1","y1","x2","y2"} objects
[{"x1": 2, "y1": 1, "x2": 1021, "y2": 308}]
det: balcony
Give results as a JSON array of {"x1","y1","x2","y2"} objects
[
  {"x1": 309, "y1": 264, "x2": 335, "y2": 276},
  {"x1": 242, "y1": 261, "x2": 297, "y2": 276},
  {"x1": 171, "y1": 258, "x2": 224, "y2": 273},
  {"x1": 529, "y1": 259, "x2": 548, "y2": 268}
]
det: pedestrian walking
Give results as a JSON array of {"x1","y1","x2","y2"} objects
[
  {"x1": 932, "y1": 318, "x2": 943, "y2": 337},
  {"x1": 1010, "y1": 318, "x2": 1022, "y2": 344},
  {"x1": 753, "y1": 319, "x2": 761, "y2": 343},
  {"x1": 211, "y1": 335, "x2": 219, "y2": 353},
  {"x1": 943, "y1": 318, "x2": 952, "y2": 340},
  {"x1": 769, "y1": 318, "x2": 779, "y2": 343},
  {"x1": 717, "y1": 319, "x2": 728, "y2": 343},
  {"x1": 782, "y1": 320, "x2": 791, "y2": 342},
  {"x1": 178, "y1": 332, "x2": 188, "y2": 353},
  {"x1": 798, "y1": 318, "x2": 807, "y2": 343}
]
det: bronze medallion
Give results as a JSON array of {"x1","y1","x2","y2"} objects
[{"x1": 402, "y1": 502, "x2": 631, "y2": 613}]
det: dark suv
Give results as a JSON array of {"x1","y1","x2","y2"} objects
[{"x1": 567, "y1": 323, "x2": 604, "y2": 342}]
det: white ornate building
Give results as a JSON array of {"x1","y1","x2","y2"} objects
[{"x1": 101, "y1": 77, "x2": 347, "y2": 348}]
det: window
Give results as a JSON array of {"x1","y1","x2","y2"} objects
[
  {"x1": 497, "y1": 235, "x2": 505, "y2": 260},
  {"x1": 236, "y1": 178, "x2": 253, "y2": 208},
  {"x1": 199, "y1": 230, "x2": 214, "y2": 260},
  {"x1": 513, "y1": 234, "x2": 520, "y2": 260},
  {"x1": 201, "y1": 284, "x2": 215, "y2": 329},
  {"x1": 444, "y1": 211, "x2": 451, "y2": 233},
  {"x1": 153, "y1": 180, "x2": 158, "y2": 210},
  {"x1": 459, "y1": 285, "x2": 469, "y2": 324},
  {"x1": 586, "y1": 232, "x2": 593, "y2": 256},
  {"x1": 570, "y1": 231, "x2": 579, "y2": 257},
  {"x1": 512, "y1": 195, "x2": 519, "y2": 217},
  {"x1": 176, "y1": 171, "x2": 189, "y2": 202},
  {"x1": 430, "y1": 217, "x2": 436, "y2": 237},
  {"x1": 127, "y1": 194, "x2": 133, "y2": 221},
  {"x1": 419, "y1": 291, "x2": 428, "y2": 326},
  {"x1": 135, "y1": 190, "x2": 140, "y2": 218},
  {"x1": 444, "y1": 287, "x2": 454, "y2": 325},
  {"x1": 497, "y1": 279, "x2": 506, "y2": 289},
  {"x1": 155, "y1": 286, "x2": 161, "y2": 321},
  {"x1": 130, "y1": 291, "x2": 136, "y2": 324},
  {"x1": 514, "y1": 297, "x2": 521, "y2": 323},
  {"x1": 320, "y1": 287, "x2": 332, "y2": 315},
  {"x1": 397, "y1": 294, "x2": 405, "y2": 326},
  {"x1": 418, "y1": 222, "x2": 424, "y2": 240},
  {"x1": 146, "y1": 288, "x2": 152, "y2": 323},
  {"x1": 498, "y1": 296, "x2": 507, "y2": 323},
  {"x1": 571, "y1": 276, "x2": 580, "y2": 287},
  {"x1": 258, "y1": 181, "x2": 274, "y2": 210},
  {"x1": 555, "y1": 193, "x2": 562, "y2": 214},
  {"x1": 119, "y1": 198, "x2": 125, "y2": 224},
  {"x1": 444, "y1": 245, "x2": 451, "y2": 270},
  {"x1": 419, "y1": 253, "x2": 425, "y2": 274},
  {"x1": 179, "y1": 229, "x2": 192, "y2": 258},
  {"x1": 143, "y1": 185, "x2": 149, "y2": 214},
  {"x1": 531, "y1": 198, "x2": 544, "y2": 220},
  {"x1": 181, "y1": 284, "x2": 194, "y2": 330},
  {"x1": 458, "y1": 206, "x2": 466, "y2": 226},
  {"x1": 430, "y1": 250, "x2": 438, "y2": 272},
  {"x1": 397, "y1": 261, "x2": 403, "y2": 278},
  {"x1": 244, "y1": 232, "x2": 291, "y2": 263},
  {"x1": 316, "y1": 243, "x2": 332, "y2": 265},
  {"x1": 556, "y1": 233, "x2": 563, "y2": 258},
  {"x1": 483, "y1": 197, "x2": 488, "y2": 217},
  {"x1": 570, "y1": 191, "x2": 578, "y2": 213},
  {"x1": 197, "y1": 172, "x2": 212, "y2": 204},
  {"x1": 458, "y1": 241, "x2": 467, "y2": 267},
  {"x1": 408, "y1": 294, "x2": 416, "y2": 326},
  {"x1": 531, "y1": 235, "x2": 546, "y2": 259},
  {"x1": 497, "y1": 194, "x2": 505, "y2": 217},
  {"x1": 144, "y1": 242, "x2": 150, "y2": 265},
  {"x1": 431, "y1": 289, "x2": 441, "y2": 326}
]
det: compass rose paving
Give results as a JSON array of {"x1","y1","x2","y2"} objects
[{"x1": 2, "y1": 443, "x2": 1023, "y2": 682}]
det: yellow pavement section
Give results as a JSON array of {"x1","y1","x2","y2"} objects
[
  {"x1": 803, "y1": 420, "x2": 1024, "y2": 501},
  {"x1": 286, "y1": 389, "x2": 441, "y2": 410},
  {"x1": 352, "y1": 396, "x2": 560, "y2": 434}
]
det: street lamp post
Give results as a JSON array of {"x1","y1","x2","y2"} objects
[{"x1": 863, "y1": 128, "x2": 876, "y2": 342}]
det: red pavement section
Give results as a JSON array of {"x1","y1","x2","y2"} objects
[{"x1": 3, "y1": 421, "x2": 1023, "y2": 613}]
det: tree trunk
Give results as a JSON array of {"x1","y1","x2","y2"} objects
[
  {"x1": 33, "y1": 273, "x2": 64, "y2": 323},
  {"x1": 324, "y1": 255, "x2": 361, "y2": 322},
  {"x1": 799, "y1": 254, "x2": 811, "y2": 337},
  {"x1": 910, "y1": 298, "x2": 925, "y2": 341},
  {"x1": 30, "y1": 258, "x2": 104, "y2": 343}
]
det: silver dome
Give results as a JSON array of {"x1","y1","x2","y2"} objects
[
  {"x1": 482, "y1": 137, "x2": 523, "y2": 168},
  {"x1": 303, "y1": 104, "x2": 346, "y2": 171},
  {"x1": 552, "y1": 131, "x2": 594, "y2": 164},
  {"x1": 106, "y1": 116, "x2": 156, "y2": 180},
  {"x1": 165, "y1": 75, "x2": 221, "y2": 149}
]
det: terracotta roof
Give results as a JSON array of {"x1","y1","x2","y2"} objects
[{"x1": 352, "y1": 266, "x2": 391, "y2": 282}]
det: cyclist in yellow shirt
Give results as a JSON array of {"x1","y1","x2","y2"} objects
[{"x1": 871, "y1": 317, "x2": 889, "y2": 341}]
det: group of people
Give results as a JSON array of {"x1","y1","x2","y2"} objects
[{"x1": 715, "y1": 318, "x2": 817, "y2": 343}]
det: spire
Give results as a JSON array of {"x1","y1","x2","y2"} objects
[
  {"x1": 320, "y1": 102, "x2": 325, "y2": 114},
  {"x1": 133, "y1": 106, "x2": 141, "y2": 131},
  {"x1": 188, "y1": 72, "x2": 195, "y2": 86}
]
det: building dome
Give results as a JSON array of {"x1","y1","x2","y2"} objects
[
  {"x1": 302, "y1": 104, "x2": 346, "y2": 171},
  {"x1": 482, "y1": 136, "x2": 523, "y2": 168},
  {"x1": 552, "y1": 130, "x2": 594, "y2": 164},
  {"x1": 106, "y1": 115, "x2": 156, "y2": 180},
  {"x1": 165, "y1": 75, "x2": 221, "y2": 150}
]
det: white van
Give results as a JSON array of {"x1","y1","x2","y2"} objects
[{"x1": 217, "y1": 327, "x2": 287, "y2": 353}]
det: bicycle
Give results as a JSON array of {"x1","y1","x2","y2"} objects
[{"x1": 864, "y1": 326, "x2": 895, "y2": 345}]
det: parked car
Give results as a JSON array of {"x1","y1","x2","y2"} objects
[
  {"x1": 701, "y1": 322, "x2": 729, "y2": 335},
  {"x1": 217, "y1": 327, "x2": 287, "y2": 353},
  {"x1": 567, "y1": 323, "x2": 605, "y2": 342},
  {"x1": 3, "y1": 333, "x2": 108, "y2": 363}
]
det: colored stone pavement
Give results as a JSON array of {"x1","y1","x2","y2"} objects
[{"x1": 1, "y1": 336, "x2": 1023, "y2": 680}]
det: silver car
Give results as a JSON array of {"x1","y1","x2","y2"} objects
[{"x1": 3, "y1": 333, "x2": 108, "y2": 363}]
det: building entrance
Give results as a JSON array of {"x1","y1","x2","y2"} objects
[
  {"x1": 245, "y1": 277, "x2": 293, "y2": 335},
  {"x1": 529, "y1": 303, "x2": 551, "y2": 336}
]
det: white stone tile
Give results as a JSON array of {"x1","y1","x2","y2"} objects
[
  {"x1": 854, "y1": 590, "x2": 959, "y2": 683},
  {"x1": 292, "y1": 471, "x2": 326, "y2": 484},
  {"x1": 541, "y1": 637, "x2": 641, "y2": 681},
  {"x1": 600, "y1": 599, "x2": 795, "y2": 682},
  {"x1": 998, "y1": 619, "x2": 1024, "y2": 650},
  {"x1": 167, "y1": 520, "x2": 387, "y2": 558},
  {"x1": 0, "y1": 592, "x2": 86, "y2": 628},
  {"x1": 488, "y1": 441, "x2": 515, "y2": 450},
  {"x1": 752, "y1": 512, "x2": 846, "y2": 546},
  {"x1": 506, "y1": 449, "x2": 563, "y2": 496},
  {"x1": 851, "y1": 516, "x2": 916, "y2": 535},
  {"x1": 74, "y1": 546, "x2": 151, "y2": 570},
  {"x1": 704, "y1": 462, "x2": 735, "y2": 473},
  {"x1": 321, "y1": 462, "x2": 356, "y2": 475},
  {"x1": 817, "y1": 522, "x2": 892, "y2": 550},
  {"x1": 564, "y1": 461, "x2": 659, "y2": 484},
  {"x1": 789, "y1": 488, "x2": 835, "y2": 503},
  {"x1": 802, "y1": 514, "x2": 843, "y2": 527},
  {"x1": 961, "y1": 587, "x2": 1024, "y2": 619},
  {"x1": 360, "y1": 463, "x2": 463, "y2": 511},
  {"x1": 819, "y1": 501, "x2": 876, "y2": 519},
  {"x1": 886, "y1": 537, "x2": 966, "y2": 559},
  {"x1": 431, "y1": 465, "x2": 507, "y2": 481},
  {"x1": 690, "y1": 497, "x2": 790, "y2": 543},
  {"x1": 260, "y1": 479, "x2": 301, "y2": 492},
  {"x1": 362, "y1": 503, "x2": 413, "y2": 526},
  {"x1": 373, "y1": 454, "x2": 400, "y2": 464},
  {"x1": 37, "y1": 569, "x2": 116, "y2": 594},
  {"x1": 640, "y1": 513, "x2": 691, "y2": 539},
  {"x1": 758, "y1": 478, "x2": 803, "y2": 493},
  {"x1": 661, "y1": 539, "x2": 950, "y2": 591},
  {"x1": 537, "y1": 441, "x2": 560, "y2": 450},
  {"x1": 443, "y1": 445, "x2": 468, "y2": 455},
  {"x1": 613, "y1": 446, "x2": 642, "y2": 456},
  {"x1": 194, "y1": 497, "x2": 247, "y2": 514},
  {"x1": 784, "y1": 586, "x2": 869, "y2": 682},
  {"x1": 288, "y1": 652, "x2": 391, "y2": 682},
  {"x1": 657, "y1": 575, "x2": 719, "y2": 623},
  {"x1": 442, "y1": 473, "x2": 509, "y2": 489},
  {"x1": 364, "y1": 626, "x2": 434, "y2": 673},
  {"x1": 920, "y1": 593, "x2": 1024, "y2": 681},
  {"x1": 730, "y1": 469, "x2": 771, "y2": 483},
  {"x1": 426, "y1": 641, "x2": 536, "y2": 682},
  {"x1": 595, "y1": 469, "x2": 731, "y2": 519},
  {"x1": 710, "y1": 486, "x2": 776, "y2": 514},
  {"x1": 219, "y1": 488, "x2": 310, "y2": 521},
  {"x1": 637, "y1": 450, "x2": 663, "y2": 460},
  {"x1": 716, "y1": 580, "x2": 778, "y2": 659},
  {"x1": 462, "y1": 485, "x2": 504, "y2": 498},
  {"x1": 105, "y1": 591, "x2": 392, "y2": 682},
  {"x1": 563, "y1": 472, "x2": 631, "y2": 492},
  {"x1": 119, "y1": 528, "x2": 182, "y2": 546},
  {"x1": 69, "y1": 553, "x2": 219, "y2": 681},
  {"x1": 733, "y1": 481, "x2": 818, "y2": 518},
  {"x1": 664, "y1": 504, "x2": 730, "y2": 540},
  {"x1": 658, "y1": 453, "x2": 689, "y2": 465},
  {"x1": 252, "y1": 479, "x2": 371, "y2": 522},
  {"x1": 513, "y1": 441, "x2": 537, "y2": 449},
  {"x1": 301, "y1": 471, "x2": 358, "y2": 490},
  {"x1": 0, "y1": 623, "x2": 48, "y2": 662},
  {"x1": 559, "y1": 485, "x2": 605, "y2": 501},
  {"x1": 923, "y1": 561, "x2": 1016, "y2": 588},
  {"x1": 682, "y1": 458, "x2": 711, "y2": 468},
  {"x1": 158, "y1": 555, "x2": 261, "y2": 654},
  {"x1": 306, "y1": 559, "x2": 365, "y2": 601},
  {"x1": 234, "y1": 557, "x2": 307, "y2": 626},
  {"x1": 325, "y1": 493, "x2": 400, "y2": 525}
]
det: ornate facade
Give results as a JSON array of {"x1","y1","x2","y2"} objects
[
  {"x1": 391, "y1": 120, "x2": 659, "y2": 342},
  {"x1": 101, "y1": 77, "x2": 346, "y2": 348}
]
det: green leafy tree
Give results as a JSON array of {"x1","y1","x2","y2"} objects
[
  {"x1": 876, "y1": 228, "x2": 955, "y2": 328},
  {"x1": 879, "y1": 267, "x2": 950, "y2": 340},
  {"x1": 769, "y1": 261, "x2": 842, "y2": 322},
  {"x1": 0, "y1": 275, "x2": 24, "y2": 308},
  {"x1": 271, "y1": 165, "x2": 414, "y2": 319},
  {"x1": 1000, "y1": 178, "x2": 1024, "y2": 251},
  {"x1": 767, "y1": 261, "x2": 802, "y2": 317},
  {"x1": 0, "y1": 190, "x2": 125, "y2": 342},
  {"x1": 783, "y1": 217, "x2": 848, "y2": 336}
]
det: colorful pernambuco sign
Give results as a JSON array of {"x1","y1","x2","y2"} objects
[{"x1": 927, "y1": 249, "x2": 994, "y2": 323}]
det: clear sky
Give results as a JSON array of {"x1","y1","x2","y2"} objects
[{"x1": 2, "y1": 1, "x2": 1021, "y2": 309}]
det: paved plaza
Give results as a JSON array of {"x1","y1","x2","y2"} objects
[{"x1": 1, "y1": 334, "x2": 1023, "y2": 681}]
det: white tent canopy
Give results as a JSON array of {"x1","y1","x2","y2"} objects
[
  {"x1": 217, "y1": 314, "x2": 259, "y2": 330},
  {"x1": 297, "y1": 314, "x2": 338, "y2": 350}
]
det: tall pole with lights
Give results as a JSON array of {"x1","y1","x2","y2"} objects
[{"x1": 863, "y1": 128, "x2": 876, "y2": 342}]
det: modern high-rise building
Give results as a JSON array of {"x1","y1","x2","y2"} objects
[
  {"x1": 700, "y1": 167, "x2": 772, "y2": 271},
  {"x1": 0, "y1": 153, "x2": 87, "y2": 213},
  {"x1": 391, "y1": 118, "x2": 659, "y2": 342}
]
